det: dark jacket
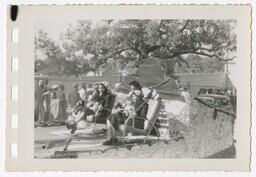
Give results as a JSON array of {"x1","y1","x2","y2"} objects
[
  {"x1": 109, "y1": 100, "x2": 148, "y2": 130},
  {"x1": 132, "y1": 101, "x2": 148, "y2": 129},
  {"x1": 93, "y1": 91, "x2": 113, "y2": 123},
  {"x1": 68, "y1": 89, "x2": 81, "y2": 108},
  {"x1": 95, "y1": 92, "x2": 112, "y2": 111}
]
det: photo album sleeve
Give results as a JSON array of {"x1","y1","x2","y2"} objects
[{"x1": 5, "y1": 5, "x2": 251, "y2": 171}]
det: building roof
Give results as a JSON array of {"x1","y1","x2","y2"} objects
[{"x1": 177, "y1": 72, "x2": 235, "y2": 89}]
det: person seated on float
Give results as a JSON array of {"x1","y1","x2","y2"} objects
[
  {"x1": 93, "y1": 82, "x2": 113, "y2": 122},
  {"x1": 127, "y1": 80, "x2": 142, "y2": 97},
  {"x1": 87, "y1": 83, "x2": 99, "y2": 102},
  {"x1": 66, "y1": 83, "x2": 112, "y2": 134},
  {"x1": 103, "y1": 89, "x2": 148, "y2": 145},
  {"x1": 66, "y1": 100, "x2": 86, "y2": 133},
  {"x1": 141, "y1": 87, "x2": 161, "y2": 100}
]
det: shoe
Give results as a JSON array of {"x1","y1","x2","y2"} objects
[
  {"x1": 112, "y1": 138, "x2": 121, "y2": 146},
  {"x1": 65, "y1": 120, "x2": 75, "y2": 129},
  {"x1": 102, "y1": 140, "x2": 113, "y2": 145},
  {"x1": 70, "y1": 125, "x2": 77, "y2": 134},
  {"x1": 36, "y1": 121, "x2": 46, "y2": 127},
  {"x1": 68, "y1": 121, "x2": 77, "y2": 134},
  {"x1": 65, "y1": 122, "x2": 71, "y2": 129},
  {"x1": 70, "y1": 128, "x2": 77, "y2": 134}
]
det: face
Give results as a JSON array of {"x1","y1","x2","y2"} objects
[
  {"x1": 93, "y1": 84, "x2": 98, "y2": 90},
  {"x1": 130, "y1": 85, "x2": 135, "y2": 92},
  {"x1": 39, "y1": 82, "x2": 44, "y2": 88},
  {"x1": 44, "y1": 80, "x2": 48, "y2": 87},
  {"x1": 132, "y1": 94, "x2": 140, "y2": 103},
  {"x1": 98, "y1": 84, "x2": 106, "y2": 93}
]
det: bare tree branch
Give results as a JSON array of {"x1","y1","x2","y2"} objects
[
  {"x1": 190, "y1": 51, "x2": 236, "y2": 61},
  {"x1": 177, "y1": 55, "x2": 190, "y2": 68},
  {"x1": 179, "y1": 20, "x2": 190, "y2": 32}
]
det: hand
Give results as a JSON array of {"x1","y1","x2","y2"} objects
[
  {"x1": 121, "y1": 102, "x2": 127, "y2": 108},
  {"x1": 43, "y1": 91, "x2": 50, "y2": 95},
  {"x1": 97, "y1": 105, "x2": 103, "y2": 111}
]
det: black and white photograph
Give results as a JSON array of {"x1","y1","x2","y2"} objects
[{"x1": 34, "y1": 19, "x2": 237, "y2": 159}]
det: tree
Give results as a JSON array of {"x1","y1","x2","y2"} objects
[
  {"x1": 36, "y1": 20, "x2": 236, "y2": 77},
  {"x1": 34, "y1": 59, "x2": 46, "y2": 73},
  {"x1": 35, "y1": 30, "x2": 62, "y2": 58},
  {"x1": 60, "y1": 21, "x2": 115, "y2": 74},
  {"x1": 35, "y1": 30, "x2": 91, "y2": 76},
  {"x1": 112, "y1": 20, "x2": 236, "y2": 77},
  {"x1": 175, "y1": 54, "x2": 224, "y2": 73},
  {"x1": 61, "y1": 19, "x2": 236, "y2": 77}
]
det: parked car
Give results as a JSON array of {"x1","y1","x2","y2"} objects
[{"x1": 196, "y1": 93, "x2": 230, "y2": 107}]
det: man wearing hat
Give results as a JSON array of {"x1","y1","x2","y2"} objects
[
  {"x1": 35, "y1": 80, "x2": 46, "y2": 125},
  {"x1": 43, "y1": 80, "x2": 51, "y2": 122},
  {"x1": 78, "y1": 82, "x2": 87, "y2": 102}
]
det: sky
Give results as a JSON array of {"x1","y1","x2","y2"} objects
[
  {"x1": 35, "y1": 19, "x2": 109, "y2": 41},
  {"x1": 35, "y1": 19, "x2": 75, "y2": 41},
  {"x1": 35, "y1": 19, "x2": 236, "y2": 41}
]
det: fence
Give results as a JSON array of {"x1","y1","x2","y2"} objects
[{"x1": 34, "y1": 75, "x2": 121, "y2": 97}]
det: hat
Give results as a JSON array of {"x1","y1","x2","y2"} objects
[
  {"x1": 52, "y1": 85, "x2": 59, "y2": 89},
  {"x1": 131, "y1": 90, "x2": 143, "y2": 98},
  {"x1": 101, "y1": 81, "x2": 110, "y2": 88},
  {"x1": 114, "y1": 83, "x2": 129, "y2": 94},
  {"x1": 38, "y1": 80, "x2": 44, "y2": 86},
  {"x1": 142, "y1": 87, "x2": 153, "y2": 98},
  {"x1": 178, "y1": 87, "x2": 184, "y2": 91},
  {"x1": 73, "y1": 83, "x2": 79, "y2": 88}
]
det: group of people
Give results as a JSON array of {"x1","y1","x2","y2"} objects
[
  {"x1": 66, "y1": 80, "x2": 150, "y2": 145},
  {"x1": 35, "y1": 78, "x2": 193, "y2": 145},
  {"x1": 35, "y1": 80, "x2": 67, "y2": 126},
  {"x1": 34, "y1": 80, "x2": 95, "y2": 126},
  {"x1": 68, "y1": 81, "x2": 114, "y2": 129},
  {"x1": 35, "y1": 79, "x2": 152, "y2": 145}
]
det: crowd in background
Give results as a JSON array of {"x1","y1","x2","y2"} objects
[
  {"x1": 35, "y1": 80, "x2": 98, "y2": 126},
  {"x1": 35, "y1": 77, "x2": 199, "y2": 144},
  {"x1": 35, "y1": 79, "x2": 158, "y2": 145}
]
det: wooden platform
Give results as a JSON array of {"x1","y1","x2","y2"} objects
[
  {"x1": 34, "y1": 124, "x2": 159, "y2": 158},
  {"x1": 34, "y1": 124, "x2": 108, "y2": 158}
]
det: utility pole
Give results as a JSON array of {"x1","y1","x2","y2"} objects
[
  {"x1": 224, "y1": 60, "x2": 235, "y2": 74},
  {"x1": 223, "y1": 60, "x2": 235, "y2": 88}
]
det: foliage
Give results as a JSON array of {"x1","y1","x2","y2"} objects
[
  {"x1": 35, "y1": 20, "x2": 236, "y2": 77},
  {"x1": 35, "y1": 30, "x2": 91, "y2": 76},
  {"x1": 176, "y1": 54, "x2": 224, "y2": 73}
]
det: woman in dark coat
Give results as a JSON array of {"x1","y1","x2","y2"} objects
[
  {"x1": 66, "y1": 83, "x2": 113, "y2": 133},
  {"x1": 93, "y1": 83, "x2": 113, "y2": 123},
  {"x1": 56, "y1": 85, "x2": 67, "y2": 121}
]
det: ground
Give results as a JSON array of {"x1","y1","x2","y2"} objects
[{"x1": 34, "y1": 100, "x2": 236, "y2": 159}]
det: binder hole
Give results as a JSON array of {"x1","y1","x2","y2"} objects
[
  {"x1": 10, "y1": 5, "x2": 18, "y2": 21},
  {"x1": 11, "y1": 56, "x2": 19, "y2": 71},
  {"x1": 11, "y1": 86, "x2": 18, "y2": 100},
  {"x1": 11, "y1": 114, "x2": 18, "y2": 128},
  {"x1": 12, "y1": 28, "x2": 19, "y2": 43},
  {"x1": 11, "y1": 143, "x2": 17, "y2": 158}
]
